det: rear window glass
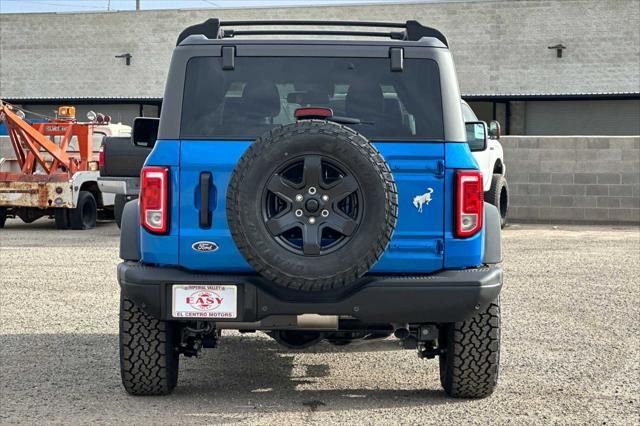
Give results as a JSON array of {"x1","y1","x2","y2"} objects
[{"x1": 180, "y1": 56, "x2": 443, "y2": 140}]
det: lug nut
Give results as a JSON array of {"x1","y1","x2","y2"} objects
[
  {"x1": 295, "y1": 194, "x2": 304, "y2": 202},
  {"x1": 309, "y1": 217, "x2": 316, "y2": 224},
  {"x1": 321, "y1": 194, "x2": 329, "y2": 202},
  {"x1": 308, "y1": 187, "x2": 317, "y2": 195},
  {"x1": 295, "y1": 209, "x2": 303, "y2": 217},
  {"x1": 321, "y1": 209, "x2": 329, "y2": 217}
]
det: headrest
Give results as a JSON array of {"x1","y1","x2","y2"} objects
[
  {"x1": 222, "y1": 97, "x2": 244, "y2": 121},
  {"x1": 346, "y1": 80, "x2": 384, "y2": 118},
  {"x1": 384, "y1": 98, "x2": 403, "y2": 120},
  {"x1": 241, "y1": 81, "x2": 281, "y2": 118}
]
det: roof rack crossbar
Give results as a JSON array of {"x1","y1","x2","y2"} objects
[
  {"x1": 177, "y1": 19, "x2": 448, "y2": 47},
  {"x1": 218, "y1": 20, "x2": 407, "y2": 28},
  {"x1": 223, "y1": 29, "x2": 406, "y2": 40}
]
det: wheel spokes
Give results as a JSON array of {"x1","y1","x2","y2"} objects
[
  {"x1": 302, "y1": 224, "x2": 322, "y2": 255},
  {"x1": 303, "y1": 155, "x2": 323, "y2": 188},
  {"x1": 265, "y1": 211, "x2": 300, "y2": 236},
  {"x1": 264, "y1": 155, "x2": 362, "y2": 256},
  {"x1": 325, "y1": 211, "x2": 357, "y2": 236},
  {"x1": 326, "y1": 175, "x2": 358, "y2": 202},
  {"x1": 266, "y1": 175, "x2": 298, "y2": 202}
]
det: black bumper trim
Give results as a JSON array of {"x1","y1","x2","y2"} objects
[{"x1": 118, "y1": 262, "x2": 502, "y2": 324}]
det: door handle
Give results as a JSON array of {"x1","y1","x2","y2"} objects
[{"x1": 199, "y1": 172, "x2": 212, "y2": 229}]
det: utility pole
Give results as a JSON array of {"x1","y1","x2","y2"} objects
[{"x1": 136, "y1": 0, "x2": 140, "y2": 10}]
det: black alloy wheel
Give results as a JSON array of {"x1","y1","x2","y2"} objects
[{"x1": 262, "y1": 154, "x2": 363, "y2": 256}]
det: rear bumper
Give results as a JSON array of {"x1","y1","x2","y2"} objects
[
  {"x1": 97, "y1": 176, "x2": 140, "y2": 195},
  {"x1": 118, "y1": 262, "x2": 503, "y2": 324}
]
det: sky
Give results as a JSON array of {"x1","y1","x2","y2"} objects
[{"x1": 0, "y1": 0, "x2": 468, "y2": 14}]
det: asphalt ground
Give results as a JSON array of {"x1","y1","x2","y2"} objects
[{"x1": 0, "y1": 219, "x2": 638, "y2": 425}]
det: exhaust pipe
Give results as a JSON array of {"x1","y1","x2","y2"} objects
[
  {"x1": 216, "y1": 314, "x2": 339, "y2": 330},
  {"x1": 392, "y1": 323, "x2": 410, "y2": 339},
  {"x1": 297, "y1": 314, "x2": 338, "y2": 329}
]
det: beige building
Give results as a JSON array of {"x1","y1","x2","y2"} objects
[{"x1": 1, "y1": 0, "x2": 639, "y2": 134}]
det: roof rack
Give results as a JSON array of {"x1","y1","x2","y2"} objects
[{"x1": 176, "y1": 19, "x2": 448, "y2": 47}]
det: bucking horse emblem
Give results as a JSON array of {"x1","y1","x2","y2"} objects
[{"x1": 412, "y1": 188, "x2": 434, "y2": 213}]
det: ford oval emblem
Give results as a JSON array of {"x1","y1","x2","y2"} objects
[{"x1": 192, "y1": 241, "x2": 219, "y2": 252}]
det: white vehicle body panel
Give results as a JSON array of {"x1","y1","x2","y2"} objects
[{"x1": 461, "y1": 100, "x2": 506, "y2": 192}]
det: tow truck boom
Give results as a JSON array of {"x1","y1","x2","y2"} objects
[{"x1": 0, "y1": 100, "x2": 129, "y2": 229}]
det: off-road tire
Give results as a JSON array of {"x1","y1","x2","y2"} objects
[
  {"x1": 438, "y1": 297, "x2": 500, "y2": 398},
  {"x1": 69, "y1": 191, "x2": 97, "y2": 230},
  {"x1": 54, "y1": 209, "x2": 70, "y2": 229},
  {"x1": 119, "y1": 294, "x2": 180, "y2": 396},
  {"x1": 114, "y1": 194, "x2": 126, "y2": 228},
  {"x1": 0, "y1": 208, "x2": 7, "y2": 228},
  {"x1": 486, "y1": 174, "x2": 508, "y2": 228},
  {"x1": 227, "y1": 120, "x2": 398, "y2": 292}
]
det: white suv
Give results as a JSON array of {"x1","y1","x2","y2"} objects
[{"x1": 462, "y1": 100, "x2": 508, "y2": 227}]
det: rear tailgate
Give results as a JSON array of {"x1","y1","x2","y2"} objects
[
  {"x1": 100, "y1": 136, "x2": 150, "y2": 177},
  {"x1": 176, "y1": 140, "x2": 444, "y2": 273},
  {"x1": 166, "y1": 43, "x2": 454, "y2": 274}
]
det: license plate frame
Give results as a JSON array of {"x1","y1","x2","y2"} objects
[{"x1": 172, "y1": 284, "x2": 237, "y2": 319}]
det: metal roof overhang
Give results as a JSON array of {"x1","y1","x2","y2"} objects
[
  {"x1": 2, "y1": 97, "x2": 163, "y2": 105},
  {"x1": 463, "y1": 92, "x2": 640, "y2": 101}
]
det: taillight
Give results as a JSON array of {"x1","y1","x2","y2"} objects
[
  {"x1": 455, "y1": 170, "x2": 483, "y2": 238},
  {"x1": 98, "y1": 146, "x2": 105, "y2": 169},
  {"x1": 140, "y1": 166, "x2": 169, "y2": 234}
]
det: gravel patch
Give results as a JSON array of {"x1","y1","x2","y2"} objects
[{"x1": 1, "y1": 219, "x2": 638, "y2": 424}]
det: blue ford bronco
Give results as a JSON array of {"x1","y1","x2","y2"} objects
[{"x1": 117, "y1": 19, "x2": 503, "y2": 398}]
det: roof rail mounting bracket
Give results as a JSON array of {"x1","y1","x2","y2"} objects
[
  {"x1": 390, "y1": 47, "x2": 404, "y2": 71},
  {"x1": 222, "y1": 46, "x2": 235, "y2": 70}
]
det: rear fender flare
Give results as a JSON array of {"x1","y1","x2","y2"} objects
[
  {"x1": 120, "y1": 199, "x2": 141, "y2": 261},
  {"x1": 483, "y1": 202, "x2": 502, "y2": 264}
]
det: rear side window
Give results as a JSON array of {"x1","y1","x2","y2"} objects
[{"x1": 180, "y1": 56, "x2": 443, "y2": 140}]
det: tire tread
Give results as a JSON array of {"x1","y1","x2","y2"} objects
[
  {"x1": 119, "y1": 295, "x2": 178, "y2": 396},
  {"x1": 69, "y1": 190, "x2": 97, "y2": 230},
  {"x1": 440, "y1": 298, "x2": 500, "y2": 398}
]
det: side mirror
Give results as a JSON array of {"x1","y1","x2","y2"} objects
[
  {"x1": 488, "y1": 120, "x2": 501, "y2": 139},
  {"x1": 465, "y1": 121, "x2": 487, "y2": 152},
  {"x1": 132, "y1": 117, "x2": 159, "y2": 148}
]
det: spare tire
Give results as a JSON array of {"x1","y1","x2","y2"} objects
[{"x1": 227, "y1": 120, "x2": 397, "y2": 291}]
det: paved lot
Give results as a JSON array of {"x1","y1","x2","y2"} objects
[{"x1": 0, "y1": 219, "x2": 639, "y2": 425}]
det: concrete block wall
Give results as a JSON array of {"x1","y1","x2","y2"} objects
[{"x1": 502, "y1": 136, "x2": 640, "y2": 224}]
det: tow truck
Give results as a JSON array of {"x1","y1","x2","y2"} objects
[{"x1": 0, "y1": 101, "x2": 130, "y2": 229}]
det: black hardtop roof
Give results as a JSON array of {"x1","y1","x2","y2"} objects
[{"x1": 177, "y1": 19, "x2": 449, "y2": 48}]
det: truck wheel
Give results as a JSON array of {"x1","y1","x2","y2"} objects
[
  {"x1": 119, "y1": 294, "x2": 180, "y2": 396},
  {"x1": 69, "y1": 191, "x2": 97, "y2": 230},
  {"x1": 227, "y1": 120, "x2": 398, "y2": 292},
  {"x1": 0, "y1": 208, "x2": 7, "y2": 228},
  {"x1": 486, "y1": 174, "x2": 508, "y2": 228},
  {"x1": 54, "y1": 209, "x2": 70, "y2": 229},
  {"x1": 438, "y1": 297, "x2": 500, "y2": 398},
  {"x1": 114, "y1": 194, "x2": 126, "y2": 228}
]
